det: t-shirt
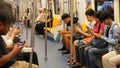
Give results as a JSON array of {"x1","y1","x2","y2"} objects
[
  {"x1": 88, "y1": 20, "x2": 96, "y2": 30},
  {"x1": 0, "y1": 36, "x2": 15, "y2": 68},
  {"x1": 93, "y1": 23, "x2": 105, "y2": 33}
]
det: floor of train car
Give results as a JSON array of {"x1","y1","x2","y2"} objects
[{"x1": 18, "y1": 23, "x2": 69, "y2": 68}]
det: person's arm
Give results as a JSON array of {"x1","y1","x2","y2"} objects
[
  {"x1": 59, "y1": 30, "x2": 71, "y2": 34},
  {"x1": 95, "y1": 25, "x2": 119, "y2": 45},
  {"x1": 76, "y1": 28, "x2": 91, "y2": 37},
  {"x1": 9, "y1": 27, "x2": 21, "y2": 41},
  {"x1": 88, "y1": 29, "x2": 104, "y2": 36},
  {"x1": 78, "y1": 23, "x2": 83, "y2": 30},
  {"x1": 0, "y1": 44, "x2": 23, "y2": 66}
]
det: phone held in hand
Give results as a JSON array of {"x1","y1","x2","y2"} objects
[
  {"x1": 17, "y1": 27, "x2": 20, "y2": 29},
  {"x1": 86, "y1": 26, "x2": 90, "y2": 29},
  {"x1": 18, "y1": 43, "x2": 23, "y2": 46}
]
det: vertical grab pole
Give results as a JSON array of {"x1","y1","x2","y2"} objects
[
  {"x1": 29, "y1": 0, "x2": 36, "y2": 68},
  {"x1": 15, "y1": 0, "x2": 18, "y2": 25},
  {"x1": 44, "y1": 0, "x2": 48, "y2": 61},
  {"x1": 69, "y1": 0, "x2": 74, "y2": 68},
  {"x1": 26, "y1": 0, "x2": 28, "y2": 40}
]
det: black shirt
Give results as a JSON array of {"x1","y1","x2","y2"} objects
[
  {"x1": 0, "y1": 36, "x2": 15, "y2": 68},
  {"x1": 105, "y1": 27, "x2": 110, "y2": 38}
]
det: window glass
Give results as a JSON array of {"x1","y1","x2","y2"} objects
[{"x1": 54, "y1": 0, "x2": 60, "y2": 14}]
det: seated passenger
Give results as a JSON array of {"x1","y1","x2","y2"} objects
[
  {"x1": 102, "y1": 51, "x2": 120, "y2": 68},
  {"x1": 2, "y1": 27, "x2": 39, "y2": 65},
  {"x1": 58, "y1": 13, "x2": 82, "y2": 54},
  {"x1": 85, "y1": 11, "x2": 119, "y2": 68},
  {"x1": 71, "y1": 9, "x2": 96, "y2": 65},
  {"x1": 101, "y1": 11, "x2": 120, "y2": 68},
  {"x1": 35, "y1": 8, "x2": 53, "y2": 35},
  {"x1": 0, "y1": 1, "x2": 39, "y2": 68},
  {"x1": 22, "y1": 16, "x2": 27, "y2": 26}
]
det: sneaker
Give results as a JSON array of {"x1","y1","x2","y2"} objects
[
  {"x1": 72, "y1": 65, "x2": 81, "y2": 68},
  {"x1": 62, "y1": 50, "x2": 70, "y2": 54},
  {"x1": 58, "y1": 47, "x2": 67, "y2": 51}
]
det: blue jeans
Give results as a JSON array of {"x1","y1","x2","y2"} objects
[{"x1": 84, "y1": 46, "x2": 108, "y2": 68}]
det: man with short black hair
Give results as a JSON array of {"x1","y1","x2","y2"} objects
[{"x1": 58, "y1": 13, "x2": 71, "y2": 54}]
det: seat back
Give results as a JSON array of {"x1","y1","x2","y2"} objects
[{"x1": 52, "y1": 18, "x2": 59, "y2": 28}]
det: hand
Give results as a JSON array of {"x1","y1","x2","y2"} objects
[
  {"x1": 58, "y1": 30, "x2": 66, "y2": 34},
  {"x1": 47, "y1": 19, "x2": 51, "y2": 22},
  {"x1": 12, "y1": 43, "x2": 23, "y2": 54},
  {"x1": 94, "y1": 33, "x2": 102, "y2": 38},
  {"x1": 12, "y1": 27, "x2": 21, "y2": 35}
]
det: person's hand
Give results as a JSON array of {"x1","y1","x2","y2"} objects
[
  {"x1": 94, "y1": 33, "x2": 102, "y2": 38},
  {"x1": 12, "y1": 43, "x2": 23, "y2": 54},
  {"x1": 47, "y1": 19, "x2": 51, "y2": 22},
  {"x1": 58, "y1": 30, "x2": 66, "y2": 34},
  {"x1": 12, "y1": 27, "x2": 21, "y2": 35}
]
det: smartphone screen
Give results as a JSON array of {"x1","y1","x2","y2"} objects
[{"x1": 18, "y1": 43, "x2": 23, "y2": 46}]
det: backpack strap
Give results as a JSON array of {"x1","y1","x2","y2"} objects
[
  {"x1": 111, "y1": 23, "x2": 118, "y2": 38},
  {"x1": 98, "y1": 23, "x2": 102, "y2": 33}
]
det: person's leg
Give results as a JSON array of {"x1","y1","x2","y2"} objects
[
  {"x1": 64, "y1": 34, "x2": 71, "y2": 50},
  {"x1": 84, "y1": 46, "x2": 93, "y2": 68},
  {"x1": 58, "y1": 34, "x2": 67, "y2": 50},
  {"x1": 109, "y1": 54, "x2": 120, "y2": 68},
  {"x1": 72, "y1": 40, "x2": 79, "y2": 63},
  {"x1": 88, "y1": 47, "x2": 108, "y2": 68},
  {"x1": 102, "y1": 51, "x2": 118, "y2": 68}
]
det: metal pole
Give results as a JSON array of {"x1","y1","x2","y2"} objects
[
  {"x1": 26, "y1": 0, "x2": 28, "y2": 40},
  {"x1": 15, "y1": 0, "x2": 18, "y2": 25},
  {"x1": 69, "y1": 0, "x2": 74, "y2": 68},
  {"x1": 29, "y1": 0, "x2": 36, "y2": 68},
  {"x1": 44, "y1": 0, "x2": 49, "y2": 61}
]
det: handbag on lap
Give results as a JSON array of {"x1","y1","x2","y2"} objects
[{"x1": 89, "y1": 37, "x2": 108, "y2": 49}]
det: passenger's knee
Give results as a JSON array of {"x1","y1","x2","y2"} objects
[
  {"x1": 88, "y1": 48, "x2": 94, "y2": 54},
  {"x1": 109, "y1": 58, "x2": 118, "y2": 66},
  {"x1": 102, "y1": 54, "x2": 108, "y2": 62}
]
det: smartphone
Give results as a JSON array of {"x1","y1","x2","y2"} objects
[
  {"x1": 17, "y1": 27, "x2": 20, "y2": 29},
  {"x1": 86, "y1": 26, "x2": 90, "y2": 29},
  {"x1": 18, "y1": 43, "x2": 23, "y2": 46}
]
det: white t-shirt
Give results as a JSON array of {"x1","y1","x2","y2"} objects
[{"x1": 88, "y1": 20, "x2": 96, "y2": 30}]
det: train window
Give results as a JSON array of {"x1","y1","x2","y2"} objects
[
  {"x1": 54, "y1": 0, "x2": 60, "y2": 15},
  {"x1": 95, "y1": 0, "x2": 114, "y2": 19},
  {"x1": 86, "y1": 0, "x2": 92, "y2": 9}
]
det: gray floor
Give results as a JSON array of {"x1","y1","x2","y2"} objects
[{"x1": 20, "y1": 25, "x2": 69, "y2": 68}]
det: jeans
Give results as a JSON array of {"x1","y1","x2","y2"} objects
[{"x1": 84, "y1": 46, "x2": 108, "y2": 68}]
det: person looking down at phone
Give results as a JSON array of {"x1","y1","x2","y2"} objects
[
  {"x1": 58, "y1": 13, "x2": 82, "y2": 54},
  {"x1": 0, "y1": 0, "x2": 39, "y2": 68},
  {"x1": 71, "y1": 11, "x2": 105, "y2": 67}
]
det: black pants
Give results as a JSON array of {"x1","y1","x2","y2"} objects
[
  {"x1": 35, "y1": 22, "x2": 45, "y2": 35},
  {"x1": 15, "y1": 52, "x2": 39, "y2": 65},
  {"x1": 22, "y1": 52, "x2": 39, "y2": 65},
  {"x1": 27, "y1": 20, "x2": 30, "y2": 27},
  {"x1": 35, "y1": 22, "x2": 52, "y2": 35}
]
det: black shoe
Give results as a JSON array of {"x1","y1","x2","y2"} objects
[
  {"x1": 58, "y1": 47, "x2": 67, "y2": 51},
  {"x1": 62, "y1": 50, "x2": 70, "y2": 54},
  {"x1": 72, "y1": 65, "x2": 81, "y2": 68}
]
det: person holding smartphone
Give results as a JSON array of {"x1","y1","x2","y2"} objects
[{"x1": 0, "y1": 0, "x2": 39, "y2": 68}]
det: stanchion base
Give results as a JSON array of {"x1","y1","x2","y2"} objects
[{"x1": 44, "y1": 56, "x2": 48, "y2": 61}]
